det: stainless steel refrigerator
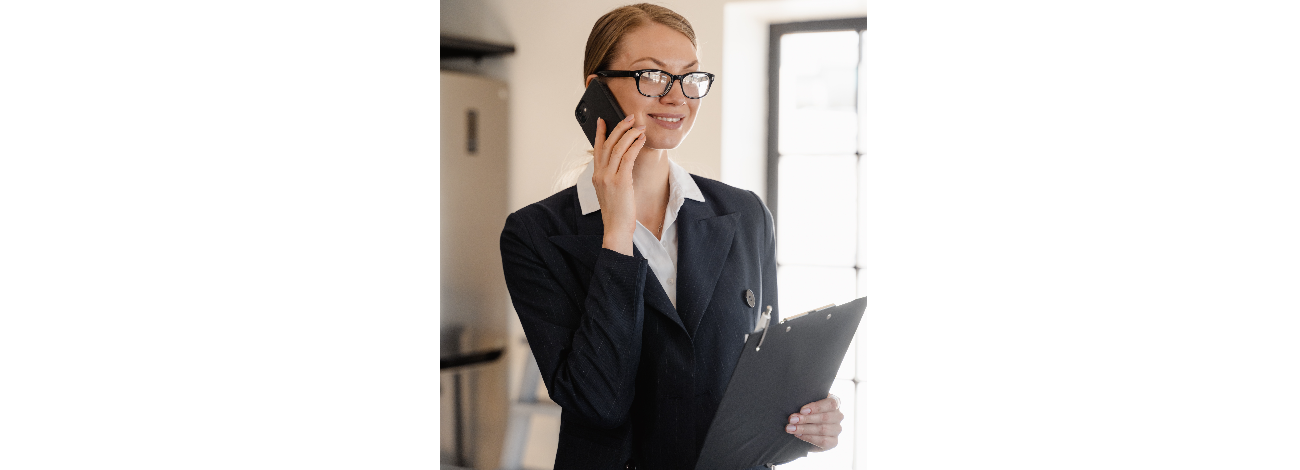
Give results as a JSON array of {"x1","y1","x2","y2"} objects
[{"x1": 440, "y1": 70, "x2": 510, "y2": 469}]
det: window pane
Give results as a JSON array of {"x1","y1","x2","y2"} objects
[
  {"x1": 855, "y1": 374, "x2": 868, "y2": 466},
  {"x1": 858, "y1": 30, "x2": 869, "y2": 156},
  {"x1": 838, "y1": 338, "x2": 857, "y2": 381},
  {"x1": 779, "y1": 31, "x2": 859, "y2": 155},
  {"x1": 777, "y1": 155, "x2": 857, "y2": 267},
  {"x1": 779, "y1": 110, "x2": 857, "y2": 156},
  {"x1": 856, "y1": 268, "x2": 869, "y2": 389},
  {"x1": 777, "y1": 379, "x2": 857, "y2": 470},
  {"x1": 856, "y1": 267, "x2": 868, "y2": 299},
  {"x1": 777, "y1": 265, "x2": 856, "y2": 320},
  {"x1": 857, "y1": 156, "x2": 868, "y2": 269}
]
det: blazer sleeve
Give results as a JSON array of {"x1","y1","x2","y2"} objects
[{"x1": 500, "y1": 212, "x2": 647, "y2": 430}]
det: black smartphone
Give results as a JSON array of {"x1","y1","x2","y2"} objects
[{"x1": 574, "y1": 79, "x2": 627, "y2": 147}]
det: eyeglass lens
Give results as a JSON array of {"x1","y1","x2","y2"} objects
[{"x1": 640, "y1": 71, "x2": 712, "y2": 98}]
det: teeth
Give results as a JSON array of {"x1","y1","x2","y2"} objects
[{"x1": 653, "y1": 116, "x2": 681, "y2": 123}]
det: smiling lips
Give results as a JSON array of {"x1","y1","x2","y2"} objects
[{"x1": 648, "y1": 113, "x2": 686, "y2": 130}]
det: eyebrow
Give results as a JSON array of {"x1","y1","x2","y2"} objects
[{"x1": 630, "y1": 57, "x2": 699, "y2": 70}]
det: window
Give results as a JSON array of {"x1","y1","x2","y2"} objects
[{"x1": 767, "y1": 17, "x2": 868, "y2": 470}]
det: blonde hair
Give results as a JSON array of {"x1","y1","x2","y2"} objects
[{"x1": 584, "y1": 4, "x2": 697, "y2": 82}]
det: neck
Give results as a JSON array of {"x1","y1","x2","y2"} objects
[
  {"x1": 632, "y1": 147, "x2": 671, "y2": 198},
  {"x1": 632, "y1": 147, "x2": 672, "y2": 237}
]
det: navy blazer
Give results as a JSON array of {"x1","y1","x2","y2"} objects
[{"x1": 501, "y1": 175, "x2": 814, "y2": 470}]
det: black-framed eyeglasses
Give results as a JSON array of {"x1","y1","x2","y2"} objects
[{"x1": 595, "y1": 69, "x2": 716, "y2": 99}]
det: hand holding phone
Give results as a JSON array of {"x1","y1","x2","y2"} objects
[{"x1": 578, "y1": 80, "x2": 646, "y2": 256}]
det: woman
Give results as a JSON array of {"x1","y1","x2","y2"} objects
[{"x1": 500, "y1": 4, "x2": 843, "y2": 469}]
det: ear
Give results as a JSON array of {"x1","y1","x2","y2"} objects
[{"x1": 585, "y1": 74, "x2": 597, "y2": 88}]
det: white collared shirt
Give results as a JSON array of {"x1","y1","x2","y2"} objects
[{"x1": 577, "y1": 159, "x2": 706, "y2": 307}]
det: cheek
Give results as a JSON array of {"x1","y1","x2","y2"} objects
[
  {"x1": 684, "y1": 102, "x2": 702, "y2": 127},
  {"x1": 608, "y1": 84, "x2": 648, "y2": 116},
  {"x1": 624, "y1": 100, "x2": 655, "y2": 123},
  {"x1": 627, "y1": 103, "x2": 650, "y2": 121}
]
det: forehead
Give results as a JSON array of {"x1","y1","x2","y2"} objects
[{"x1": 612, "y1": 22, "x2": 699, "y2": 71}]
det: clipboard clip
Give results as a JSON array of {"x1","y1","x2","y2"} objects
[{"x1": 755, "y1": 305, "x2": 773, "y2": 351}]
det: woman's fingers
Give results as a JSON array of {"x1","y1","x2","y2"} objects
[
  {"x1": 785, "y1": 422, "x2": 842, "y2": 438},
  {"x1": 608, "y1": 126, "x2": 646, "y2": 173},
  {"x1": 594, "y1": 117, "x2": 608, "y2": 166},
  {"x1": 617, "y1": 133, "x2": 646, "y2": 176},
  {"x1": 595, "y1": 116, "x2": 626, "y2": 167},
  {"x1": 781, "y1": 392, "x2": 843, "y2": 450},
  {"x1": 595, "y1": 115, "x2": 636, "y2": 169},
  {"x1": 605, "y1": 116, "x2": 634, "y2": 156},
  {"x1": 788, "y1": 408, "x2": 843, "y2": 425},
  {"x1": 798, "y1": 394, "x2": 839, "y2": 415}
]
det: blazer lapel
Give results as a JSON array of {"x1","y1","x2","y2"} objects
[
  {"x1": 547, "y1": 196, "x2": 687, "y2": 334},
  {"x1": 676, "y1": 199, "x2": 740, "y2": 339}
]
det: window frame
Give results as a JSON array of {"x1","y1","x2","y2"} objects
[
  {"x1": 765, "y1": 17, "x2": 869, "y2": 470},
  {"x1": 766, "y1": 17, "x2": 869, "y2": 223}
]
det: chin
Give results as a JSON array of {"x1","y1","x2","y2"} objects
[
  {"x1": 646, "y1": 132, "x2": 690, "y2": 150},
  {"x1": 647, "y1": 139, "x2": 682, "y2": 150}
]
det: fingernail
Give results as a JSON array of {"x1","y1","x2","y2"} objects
[
  {"x1": 789, "y1": 416, "x2": 799, "y2": 424},
  {"x1": 802, "y1": 408, "x2": 811, "y2": 414},
  {"x1": 636, "y1": 125, "x2": 646, "y2": 130},
  {"x1": 786, "y1": 425, "x2": 796, "y2": 433},
  {"x1": 623, "y1": 115, "x2": 634, "y2": 122}
]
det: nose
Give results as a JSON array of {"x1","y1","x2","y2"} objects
[{"x1": 660, "y1": 79, "x2": 687, "y2": 105}]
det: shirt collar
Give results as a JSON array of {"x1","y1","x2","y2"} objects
[{"x1": 577, "y1": 158, "x2": 705, "y2": 215}]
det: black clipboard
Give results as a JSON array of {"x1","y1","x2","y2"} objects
[{"x1": 694, "y1": 296, "x2": 867, "y2": 470}]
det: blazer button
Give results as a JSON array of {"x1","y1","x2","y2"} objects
[{"x1": 744, "y1": 289, "x2": 756, "y2": 308}]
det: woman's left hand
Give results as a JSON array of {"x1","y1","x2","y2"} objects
[{"x1": 785, "y1": 393, "x2": 843, "y2": 451}]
